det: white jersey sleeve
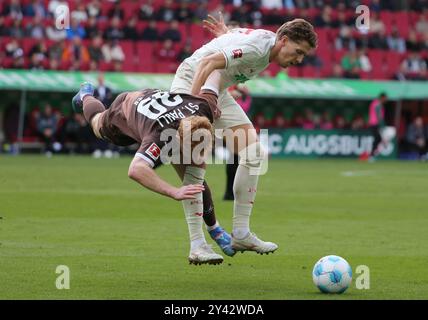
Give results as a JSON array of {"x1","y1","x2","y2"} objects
[
  {"x1": 221, "y1": 43, "x2": 263, "y2": 70},
  {"x1": 219, "y1": 29, "x2": 275, "y2": 68},
  {"x1": 186, "y1": 28, "x2": 276, "y2": 88}
]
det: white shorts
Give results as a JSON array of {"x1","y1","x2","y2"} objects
[{"x1": 170, "y1": 61, "x2": 252, "y2": 134}]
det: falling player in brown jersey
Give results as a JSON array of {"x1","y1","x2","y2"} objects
[{"x1": 72, "y1": 79, "x2": 234, "y2": 265}]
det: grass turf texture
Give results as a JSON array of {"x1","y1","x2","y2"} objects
[{"x1": 0, "y1": 155, "x2": 427, "y2": 299}]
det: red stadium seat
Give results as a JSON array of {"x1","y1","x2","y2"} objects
[
  {"x1": 326, "y1": 28, "x2": 340, "y2": 43},
  {"x1": 367, "y1": 50, "x2": 385, "y2": 68},
  {"x1": 320, "y1": 65, "x2": 333, "y2": 78},
  {"x1": 315, "y1": 28, "x2": 328, "y2": 45},
  {"x1": 393, "y1": 12, "x2": 410, "y2": 38},
  {"x1": 333, "y1": 50, "x2": 347, "y2": 64},
  {"x1": 0, "y1": 36, "x2": 11, "y2": 49},
  {"x1": 409, "y1": 11, "x2": 421, "y2": 29},
  {"x1": 155, "y1": 61, "x2": 179, "y2": 74},
  {"x1": 315, "y1": 29, "x2": 332, "y2": 68},
  {"x1": 119, "y1": 40, "x2": 136, "y2": 72},
  {"x1": 96, "y1": 20, "x2": 110, "y2": 34},
  {"x1": 98, "y1": 61, "x2": 113, "y2": 72},
  {"x1": 206, "y1": 0, "x2": 220, "y2": 12},
  {"x1": 371, "y1": 64, "x2": 389, "y2": 80},
  {"x1": 66, "y1": 0, "x2": 77, "y2": 12},
  {"x1": 379, "y1": 11, "x2": 393, "y2": 35},
  {"x1": 367, "y1": 50, "x2": 387, "y2": 79},
  {"x1": 190, "y1": 24, "x2": 206, "y2": 51},
  {"x1": 122, "y1": 1, "x2": 139, "y2": 20},
  {"x1": 156, "y1": 21, "x2": 169, "y2": 34},
  {"x1": 2, "y1": 57, "x2": 14, "y2": 69},
  {"x1": 178, "y1": 22, "x2": 189, "y2": 41},
  {"x1": 301, "y1": 66, "x2": 320, "y2": 79},
  {"x1": 101, "y1": 1, "x2": 115, "y2": 18},
  {"x1": 287, "y1": 66, "x2": 301, "y2": 78},
  {"x1": 306, "y1": 8, "x2": 320, "y2": 20},
  {"x1": 153, "y1": 0, "x2": 177, "y2": 10},
  {"x1": 265, "y1": 63, "x2": 281, "y2": 77},
  {"x1": 359, "y1": 71, "x2": 371, "y2": 80},
  {"x1": 386, "y1": 51, "x2": 404, "y2": 77},
  {"x1": 136, "y1": 21, "x2": 149, "y2": 35},
  {"x1": 263, "y1": 25, "x2": 278, "y2": 33},
  {"x1": 81, "y1": 39, "x2": 91, "y2": 48},
  {"x1": 316, "y1": 44, "x2": 331, "y2": 63},
  {"x1": 21, "y1": 37, "x2": 38, "y2": 55},
  {"x1": 136, "y1": 41, "x2": 155, "y2": 73},
  {"x1": 2, "y1": 16, "x2": 13, "y2": 27}
]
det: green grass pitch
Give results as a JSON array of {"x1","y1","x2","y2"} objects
[{"x1": 0, "y1": 155, "x2": 427, "y2": 299}]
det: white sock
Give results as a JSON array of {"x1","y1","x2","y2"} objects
[
  {"x1": 233, "y1": 228, "x2": 249, "y2": 240},
  {"x1": 207, "y1": 221, "x2": 219, "y2": 232},
  {"x1": 190, "y1": 238, "x2": 206, "y2": 251},
  {"x1": 232, "y1": 143, "x2": 264, "y2": 239},
  {"x1": 182, "y1": 166, "x2": 207, "y2": 250},
  {"x1": 80, "y1": 92, "x2": 92, "y2": 101}
]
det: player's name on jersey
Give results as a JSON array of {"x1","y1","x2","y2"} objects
[{"x1": 156, "y1": 102, "x2": 200, "y2": 128}]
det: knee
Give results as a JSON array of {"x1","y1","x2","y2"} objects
[
  {"x1": 91, "y1": 113, "x2": 104, "y2": 139},
  {"x1": 238, "y1": 142, "x2": 266, "y2": 168}
]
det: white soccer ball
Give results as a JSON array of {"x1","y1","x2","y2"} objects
[
  {"x1": 381, "y1": 126, "x2": 396, "y2": 142},
  {"x1": 92, "y1": 149, "x2": 102, "y2": 159},
  {"x1": 312, "y1": 255, "x2": 352, "y2": 294}
]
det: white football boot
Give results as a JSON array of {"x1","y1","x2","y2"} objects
[
  {"x1": 188, "y1": 244, "x2": 224, "y2": 265},
  {"x1": 232, "y1": 232, "x2": 278, "y2": 255}
]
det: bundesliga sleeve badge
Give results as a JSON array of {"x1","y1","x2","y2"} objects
[
  {"x1": 232, "y1": 49, "x2": 243, "y2": 59},
  {"x1": 145, "y1": 143, "x2": 161, "y2": 161}
]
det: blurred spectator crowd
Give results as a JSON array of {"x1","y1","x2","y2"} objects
[
  {"x1": 0, "y1": 0, "x2": 428, "y2": 79},
  {"x1": 252, "y1": 107, "x2": 368, "y2": 131},
  {"x1": 400, "y1": 114, "x2": 428, "y2": 159},
  {"x1": 1, "y1": 74, "x2": 122, "y2": 156}
]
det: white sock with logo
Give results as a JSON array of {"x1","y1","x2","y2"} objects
[
  {"x1": 232, "y1": 143, "x2": 265, "y2": 240},
  {"x1": 182, "y1": 166, "x2": 207, "y2": 251}
]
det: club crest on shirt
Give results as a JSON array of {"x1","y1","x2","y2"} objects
[
  {"x1": 232, "y1": 49, "x2": 243, "y2": 59},
  {"x1": 146, "y1": 143, "x2": 161, "y2": 160}
]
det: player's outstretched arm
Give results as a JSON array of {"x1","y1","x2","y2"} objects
[
  {"x1": 191, "y1": 53, "x2": 226, "y2": 95},
  {"x1": 203, "y1": 12, "x2": 228, "y2": 38},
  {"x1": 128, "y1": 157, "x2": 205, "y2": 201}
]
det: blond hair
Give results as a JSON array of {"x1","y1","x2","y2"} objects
[
  {"x1": 178, "y1": 116, "x2": 213, "y2": 155},
  {"x1": 276, "y1": 18, "x2": 318, "y2": 48}
]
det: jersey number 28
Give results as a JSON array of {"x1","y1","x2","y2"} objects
[{"x1": 137, "y1": 91, "x2": 183, "y2": 119}]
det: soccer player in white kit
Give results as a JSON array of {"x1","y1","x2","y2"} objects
[{"x1": 170, "y1": 16, "x2": 318, "y2": 259}]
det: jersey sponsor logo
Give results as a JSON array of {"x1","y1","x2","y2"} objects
[
  {"x1": 145, "y1": 143, "x2": 161, "y2": 161},
  {"x1": 232, "y1": 49, "x2": 243, "y2": 59},
  {"x1": 234, "y1": 73, "x2": 250, "y2": 83}
]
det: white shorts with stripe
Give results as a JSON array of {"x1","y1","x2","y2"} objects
[{"x1": 170, "y1": 60, "x2": 252, "y2": 135}]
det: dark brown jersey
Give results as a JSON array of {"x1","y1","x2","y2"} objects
[{"x1": 99, "y1": 89, "x2": 216, "y2": 168}]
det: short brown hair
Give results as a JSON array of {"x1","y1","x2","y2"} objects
[{"x1": 276, "y1": 18, "x2": 318, "y2": 48}]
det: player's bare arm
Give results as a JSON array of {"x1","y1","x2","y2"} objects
[
  {"x1": 128, "y1": 156, "x2": 204, "y2": 201},
  {"x1": 191, "y1": 53, "x2": 226, "y2": 95},
  {"x1": 200, "y1": 70, "x2": 222, "y2": 119}
]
